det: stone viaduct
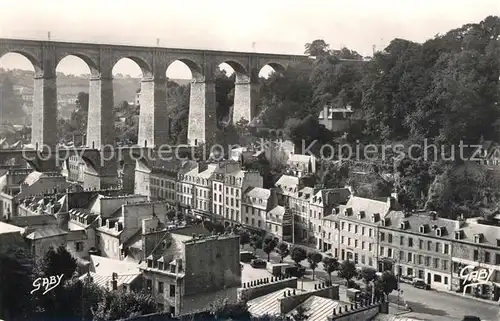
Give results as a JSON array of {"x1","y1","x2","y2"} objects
[{"x1": 0, "y1": 38, "x2": 308, "y2": 150}]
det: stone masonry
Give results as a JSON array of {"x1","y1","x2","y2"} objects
[{"x1": 0, "y1": 38, "x2": 306, "y2": 149}]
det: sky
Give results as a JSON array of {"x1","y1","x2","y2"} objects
[{"x1": 0, "y1": 0, "x2": 498, "y2": 79}]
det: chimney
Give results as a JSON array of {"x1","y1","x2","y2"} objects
[
  {"x1": 430, "y1": 211, "x2": 437, "y2": 220},
  {"x1": 387, "y1": 197, "x2": 396, "y2": 210}
]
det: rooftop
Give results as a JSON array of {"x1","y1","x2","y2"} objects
[
  {"x1": 248, "y1": 287, "x2": 306, "y2": 317},
  {"x1": 287, "y1": 295, "x2": 343, "y2": 321},
  {"x1": 0, "y1": 221, "x2": 25, "y2": 234}
]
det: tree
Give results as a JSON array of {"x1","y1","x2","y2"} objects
[
  {"x1": 36, "y1": 245, "x2": 77, "y2": 280},
  {"x1": 0, "y1": 75, "x2": 26, "y2": 123},
  {"x1": 322, "y1": 257, "x2": 339, "y2": 284},
  {"x1": 338, "y1": 260, "x2": 357, "y2": 284},
  {"x1": 307, "y1": 252, "x2": 323, "y2": 280},
  {"x1": 176, "y1": 210, "x2": 184, "y2": 222},
  {"x1": 238, "y1": 229, "x2": 251, "y2": 249},
  {"x1": 93, "y1": 289, "x2": 157, "y2": 321},
  {"x1": 166, "y1": 209, "x2": 176, "y2": 222},
  {"x1": 262, "y1": 236, "x2": 278, "y2": 262},
  {"x1": 290, "y1": 247, "x2": 307, "y2": 266},
  {"x1": 0, "y1": 244, "x2": 35, "y2": 320},
  {"x1": 276, "y1": 242, "x2": 290, "y2": 263},
  {"x1": 250, "y1": 234, "x2": 263, "y2": 254},
  {"x1": 304, "y1": 39, "x2": 330, "y2": 56},
  {"x1": 75, "y1": 91, "x2": 89, "y2": 111},
  {"x1": 375, "y1": 271, "x2": 398, "y2": 301},
  {"x1": 360, "y1": 267, "x2": 377, "y2": 286}
]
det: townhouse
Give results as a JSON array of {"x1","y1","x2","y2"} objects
[
  {"x1": 266, "y1": 205, "x2": 293, "y2": 242},
  {"x1": 212, "y1": 161, "x2": 263, "y2": 227},
  {"x1": 309, "y1": 188, "x2": 351, "y2": 252},
  {"x1": 192, "y1": 164, "x2": 218, "y2": 218},
  {"x1": 379, "y1": 210, "x2": 455, "y2": 291},
  {"x1": 324, "y1": 195, "x2": 395, "y2": 269},
  {"x1": 176, "y1": 161, "x2": 202, "y2": 213},
  {"x1": 140, "y1": 217, "x2": 241, "y2": 315},
  {"x1": 451, "y1": 216, "x2": 500, "y2": 301},
  {"x1": 242, "y1": 187, "x2": 273, "y2": 232}
]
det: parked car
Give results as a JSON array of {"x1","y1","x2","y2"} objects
[
  {"x1": 282, "y1": 265, "x2": 306, "y2": 278},
  {"x1": 250, "y1": 259, "x2": 267, "y2": 268},
  {"x1": 412, "y1": 278, "x2": 430, "y2": 290},
  {"x1": 240, "y1": 251, "x2": 255, "y2": 263},
  {"x1": 462, "y1": 316, "x2": 481, "y2": 321}
]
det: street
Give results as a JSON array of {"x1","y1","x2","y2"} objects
[
  {"x1": 244, "y1": 245, "x2": 500, "y2": 320},
  {"x1": 390, "y1": 283, "x2": 500, "y2": 321}
]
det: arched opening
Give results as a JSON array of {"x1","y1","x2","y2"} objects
[
  {"x1": 216, "y1": 62, "x2": 242, "y2": 127},
  {"x1": 259, "y1": 62, "x2": 286, "y2": 78},
  {"x1": 55, "y1": 55, "x2": 93, "y2": 148},
  {"x1": 112, "y1": 57, "x2": 149, "y2": 146},
  {"x1": 252, "y1": 62, "x2": 288, "y2": 130},
  {"x1": 0, "y1": 53, "x2": 37, "y2": 151},
  {"x1": 165, "y1": 60, "x2": 199, "y2": 144}
]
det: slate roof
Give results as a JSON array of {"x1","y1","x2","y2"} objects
[
  {"x1": 382, "y1": 210, "x2": 458, "y2": 240},
  {"x1": 247, "y1": 287, "x2": 306, "y2": 317},
  {"x1": 23, "y1": 171, "x2": 43, "y2": 185},
  {"x1": 337, "y1": 196, "x2": 390, "y2": 222},
  {"x1": 289, "y1": 154, "x2": 313, "y2": 163},
  {"x1": 268, "y1": 206, "x2": 286, "y2": 217},
  {"x1": 25, "y1": 226, "x2": 67, "y2": 240},
  {"x1": 296, "y1": 187, "x2": 315, "y2": 201},
  {"x1": 458, "y1": 217, "x2": 500, "y2": 247},
  {"x1": 9, "y1": 214, "x2": 58, "y2": 227},
  {"x1": 0, "y1": 221, "x2": 25, "y2": 234},
  {"x1": 245, "y1": 187, "x2": 271, "y2": 200},
  {"x1": 79, "y1": 272, "x2": 140, "y2": 290},
  {"x1": 286, "y1": 296, "x2": 344, "y2": 321}
]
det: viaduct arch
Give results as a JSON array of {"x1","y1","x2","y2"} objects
[{"x1": 0, "y1": 38, "x2": 306, "y2": 150}]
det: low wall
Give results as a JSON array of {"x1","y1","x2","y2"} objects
[
  {"x1": 238, "y1": 276, "x2": 297, "y2": 301},
  {"x1": 328, "y1": 301, "x2": 388, "y2": 321}
]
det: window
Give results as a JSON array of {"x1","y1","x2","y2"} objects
[
  {"x1": 380, "y1": 246, "x2": 384, "y2": 256},
  {"x1": 388, "y1": 234, "x2": 393, "y2": 243},
  {"x1": 408, "y1": 237, "x2": 413, "y2": 247},
  {"x1": 75, "y1": 242, "x2": 83, "y2": 252},
  {"x1": 348, "y1": 224, "x2": 352, "y2": 232},
  {"x1": 427, "y1": 241, "x2": 432, "y2": 251},
  {"x1": 407, "y1": 252, "x2": 412, "y2": 262},
  {"x1": 355, "y1": 240, "x2": 358, "y2": 248},
  {"x1": 400, "y1": 236, "x2": 404, "y2": 246},
  {"x1": 425, "y1": 256, "x2": 430, "y2": 266},
  {"x1": 435, "y1": 242, "x2": 440, "y2": 253},
  {"x1": 399, "y1": 251, "x2": 404, "y2": 261},
  {"x1": 418, "y1": 255, "x2": 423, "y2": 265},
  {"x1": 419, "y1": 239, "x2": 423, "y2": 249},
  {"x1": 369, "y1": 229, "x2": 373, "y2": 237},
  {"x1": 362, "y1": 241, "x2": 365, "y2": 250},
  {"x1": 354, "y1": 225, "x2": 358, "y2": 234},
  {"x1": 444, "y1": 277, "x2": 448, "y2": 285},
  {"x1": 341, "y1": 236, "x2": 345, "y2": 244},
  {"x1": 146, "y1": 279, "x2": 152, "y2": 291},
  {"x1": 362, "y1": 227, "x2": 366, "y2": 235},
  {"x1": 473, "y1": 250, "x2": 479, "y2": 261},
  {"x1": 434, "y1": 274, "x2": 442, "y2": 283},
  {"x1": 158, "y1": 282, "x2": 164, "y2": 294},
  {"x1": 380, "y1": 232, "x2": 385, "y2": 241},
  {"x1": 341, "y1": 222, "x2": 345, "y2": 230},
  {"x1": 433, "y1": 258, "x2": 439, "y2": 269},
  {"x1": 387, "y1": 248, "x2": 392, "y2": 258},
  {"x1": 443, "y1": 244, "x2": 449, "y2": 254},
  {"x1": 442, "y1": 260, "x2": 448, "y2": 271},
  {"x1": 369, "y1": 243, "x2": 372, "y2": 252},
  {"x1": 485, "y1": 251, "x2": 491, "y2": 264},
  {"x1": 170, "y1": 284, "x2": 175, "y2": 297},
  {"x1": 496, "y1": 254, "x2": 500, "y2": 265}
]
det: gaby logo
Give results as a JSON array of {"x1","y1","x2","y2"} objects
[
  {"x1": 31, "y1": 274, "x2": 64, "y2": 295},
  {"x1": 459, "y1": 265, "x2": 493, "y2": 296}
]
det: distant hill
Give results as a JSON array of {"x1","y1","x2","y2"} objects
[{"x1": 0, "y1": 69, "x2": 190, "y2": 104}]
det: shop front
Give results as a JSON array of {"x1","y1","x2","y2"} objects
[{"x1": 452, "y1": 259, "x2": 500, "y2": 301}]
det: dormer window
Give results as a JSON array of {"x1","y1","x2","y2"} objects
[
  {"x1": 371, "y1": 214, "x2": 379, "y2": 223},
  {"x1": 400, "y1": 220, "x2": 409, "y2": 230},
  {"x1": 454, "y1": 230, "x2": 463, "y2": 240},
  {"x1": 358, "y1": 211, "x2": 365, "y2": 219},
  {"x1": 419, "y1": 224, "x2": 428, "y2": 234},
  {"x1": 436, "y1": 228, "x2": 441, "y2": 237},
  {"x1": 147, "y1": 259, "x2": 153, "y2": 268},
  {"x1": 170, "y1": 264, "x2": 176, "y2": 273},
  {"x1": 474, "y1": 234, "x2": 483, "y2": 243},
  {"x1": 382, "y1": 218, "x2": 390, "y2": 226}
]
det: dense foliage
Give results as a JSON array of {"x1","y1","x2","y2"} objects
[{"x1": 256, "y1": 16, "x2": 500, "y2": 219}]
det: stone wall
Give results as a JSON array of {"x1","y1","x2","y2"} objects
[{"x1": 238, "y1": 276, "x2": 297, "y2": 301}]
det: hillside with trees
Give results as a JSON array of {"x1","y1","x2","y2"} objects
[{"x1": 254, "y1": 15, "x2": 500, "y2": 219}]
